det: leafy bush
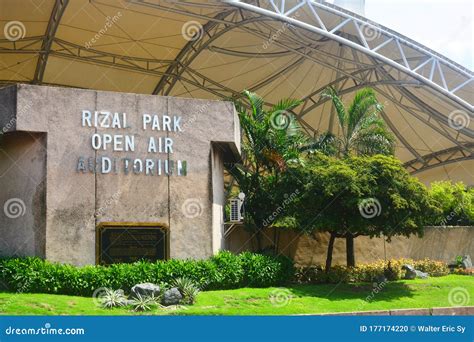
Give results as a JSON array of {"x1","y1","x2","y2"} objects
[
  {"x1": 172, "y1": 277, "x2": 200, "y2": 305},
  {"x1": 131, "y1": 293, "x2": 159, "y2": 312},
  {"x1": 413, "y1": 259, "x2": 449, "y2": 276},
  {"x1": 452, "y1": 268, "x2": 474, "y2": 276},
  {"x1": 0, "y1": 251, "x2": 294, "y2": 297},
  {"x1": 97, "y1": 288, "x2": 127, "y2": 309},
  {"x1": 295, "y1": 258, "x2": 449, "y2": 284},
  {"x1": 428, "y1": 181, "x2": 474, "y2": 226},
  {"x1": 240, "y1": 252, "x2": 294, "y2": 287}
]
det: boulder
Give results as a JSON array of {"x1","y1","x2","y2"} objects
[
  {"x1": 130, "y1": 283, "x2": 160, "y2": 299},
  {"x1": 402, "y1": 264, "x2": 416, "y2": 279},
  {"x1": 461, "y1": 255, "x2": 472, "y2": 269},
  {"x1": 373, "y1": 274, "x2": 387, "y2": 285},
  {"x1": 402, "y1": 264, "x2": 428, "y2": 279},
  {"x1": 161, "y1": 287, "x2": 182, "y2": 306},
  {"x1": 414, "y1": 270, "x2": 429, "y2": 279}
]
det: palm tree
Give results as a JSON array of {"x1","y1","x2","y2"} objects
[
  {"x1": 322, "y1": 86, "x2": 395, "y2": 267},
  {"x1": 230, "y1": 90, "x2": 309, "y2": 251},
  {"x1": 322, "y1": 86, "x2": 395, "y2": 158}
]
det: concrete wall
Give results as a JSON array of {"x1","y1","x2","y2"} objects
[
  {"x1": 211, "y1": 145, "x2": 225, "y2": 254},
  {"x1": 0, "y1": 132, "x2": 46, "y2": 258},
  {"x1": 227, "y1": 226, "x2": 474, "y2": 265},
  {"x1": 0, "y1": 84, "x2": 240, "y2": 265}
]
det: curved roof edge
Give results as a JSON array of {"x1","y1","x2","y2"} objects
[{"x1": 227, "y1": 0, "x2": 474, "y2": 111}]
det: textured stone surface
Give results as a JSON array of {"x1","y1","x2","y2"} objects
[
  {"x1": 461, "y1": 255, "x2": 472, "y2": 269},
  {"x1": 431, "y1": 306, "x2": 474, "y2": 315},
  {"x1": 130, "y1": 283, "x2": 161, "y2": 299},
  {"x1": 389, "y1": 308, "x2": 431, "y2": 315},
  {"x1": 414, "y1": 270, "x2": 429, "y2": 279},
  {"x1": 162, "y1": 287, "x2": 182, "y2": 306},
  {"x1": 402, "y1": 264, "x2": 416, "y2": 279},
  {"x1": 227, "y1": 226, "x2": 474, "y2": 266},
  {"x1": 167, "y1": 97, "x2": 239, "y2": 259},
  {"x1": 0, "y1": 84, "x2": 240, "y2": 265},
  {"x1": 0, "y1": 132, "x2": 46, "y2": 258}
]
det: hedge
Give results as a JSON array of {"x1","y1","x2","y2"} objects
[
  {"x1": 294, "y1": 258, "x2": 450, "y2": 284},
  {"x1": 0, "y1": 251, "x2": 294, "y2": 297}
]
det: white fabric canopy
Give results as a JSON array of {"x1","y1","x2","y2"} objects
[{"x1": 1, "y1": 0, "x2": 472, "y2": 183}]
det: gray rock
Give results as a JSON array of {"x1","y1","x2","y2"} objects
[
  {"x1": 461, "y1": 255, "x2": 472, "y2": 269},
  {"x1": 402, "y1": 264, "x2": 416, "y2": 279},
  {"x1": 161, "y1": 287, "x2": 182, "y2": 306},
  {"x1": 124, "y1": 299, "x2": 135, "y2": 306},
  {"x1": 373, "y1": 274, "x2": 387, "y2": 285},
  {"x1": 130, "y1": 283, "x2": 160, "y2": 299},
  {"x1": 402, "y1": 264, "x2": 429, "y2": 279},
  {"x1": 414, "y1": 270, "x2": 429, "y2": 279}
]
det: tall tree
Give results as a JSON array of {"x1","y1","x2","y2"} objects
[
  {"x1": 322, "y1": 87, "x2": 396, "y2": 266},
  {"x1": 287, "y1": 154, "x2": 439, "y2": 270},
  {"x1": 322, "y1": 86, "x2": 395, "y2": 157},
  {"x1": 229, "y1": 91, "x2": 308, "y2": 251}
]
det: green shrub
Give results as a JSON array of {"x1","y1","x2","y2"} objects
[
  {"x1": 97, "y1": 288, "x2": 127, "y2": 309},
  {"x1": 294, "y1": 258, "x2": 449, "y2": 284},
  {"x1": 413, "y1": 259, "x2": 449, "y2": 276},
  {"x1": 208, "y1": 251, "x2": 244, "y2": 289},
  {"x1": 240, "y1": 252, "x2": 294, "y2": 287},
  {"x1": 0, "y1": 251, "x2": 294, "y2": 297},
  {"x1": 172, "y1": 277, "x2": 200, "y2": 305}
]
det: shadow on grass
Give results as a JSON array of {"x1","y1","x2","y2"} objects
[{"x1": 288, "y1": 281, "x2": 415, "y2": 303}]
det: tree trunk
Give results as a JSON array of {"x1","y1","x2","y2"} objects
[
  {"x1": 325, "y1": 232, "x2": 336, "y2": 273},
  {"x1": 255, "y1": 229, "x2": 263, "y2": 252},
  {"x1": 274, "y1": 228, "x2": 281, "y2": 255},
  {"x1": 346, "y1": 234, "x2": 355, "y2": 267}
]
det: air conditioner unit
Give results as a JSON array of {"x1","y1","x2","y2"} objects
[{"x1": 229, "y1": 198, "x2": 243, "y2": 222}]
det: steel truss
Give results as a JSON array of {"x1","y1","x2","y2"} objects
[
  {"x1": 404, "y1": 143, "x2": 474, "y2": 174},
  {"x1": 1, "y1": 0, "x2": 472, "y2": 175},
  {"x1": 227, "y1": 0, "x2": 473, "y2": 111}
]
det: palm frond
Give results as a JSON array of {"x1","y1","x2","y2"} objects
[
  {"x1": 346, "y1": 88, "x2": 381, "y2": 137},
  {"x1": 322, "y1": 87, "x2": 347, "y2": 136}
]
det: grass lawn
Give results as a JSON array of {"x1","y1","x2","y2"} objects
[{"x1": 0, "y1": 275, "x2": 471, "y2": 315}]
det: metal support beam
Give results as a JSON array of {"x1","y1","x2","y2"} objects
[
  {"x1": 404, "y1": 143, "x2": 474, "y2": 174},
  {"x1": 33, "y1": 0, "x2": 69, "y2": 84}
]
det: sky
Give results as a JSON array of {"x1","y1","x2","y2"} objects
[{"x1": 333, "y1": 0, "x2": 473, "y2": 70}]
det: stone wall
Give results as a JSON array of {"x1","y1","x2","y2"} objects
[
  {"x1": 0, "y1": 132, "x2": 46, "y2": 257},
  {"x1": 0, "y1": 84, "x2": 240, "y2": 266},
  {"x1": 226, "y1": 226, "x2": 474, "y2": 265}
]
